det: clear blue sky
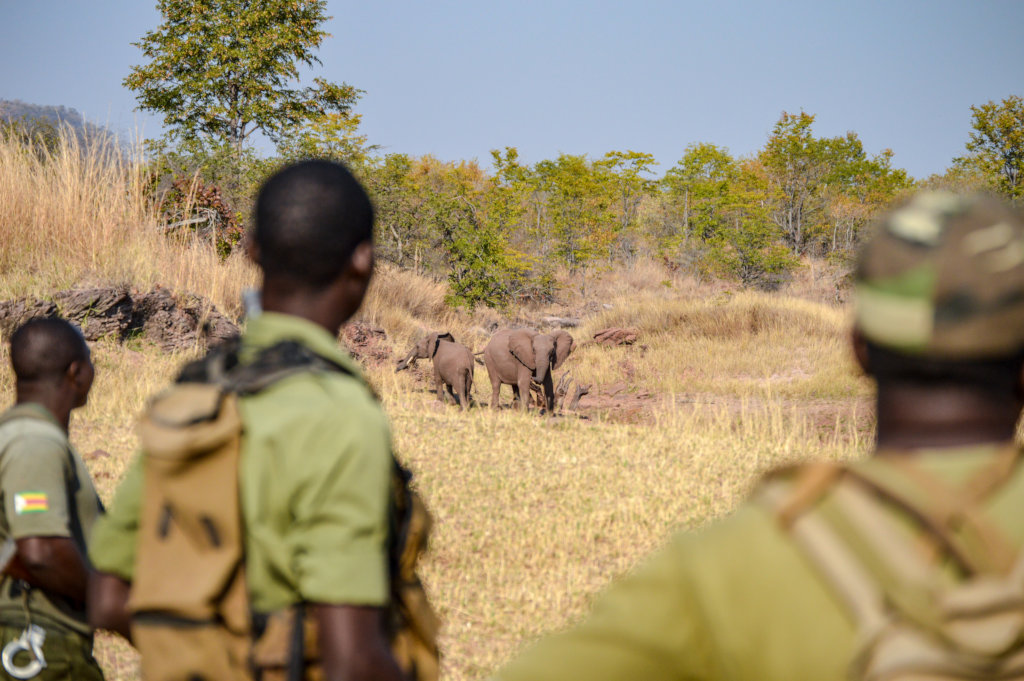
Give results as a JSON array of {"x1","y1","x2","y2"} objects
[{"x1": 1, "y1": 0, "x2": 1022, "y2": 179}]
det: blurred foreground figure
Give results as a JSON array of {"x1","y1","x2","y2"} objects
[
  {"x1": 88, "y1": 160, "x2": 438, "y2": 681},
  {"x1": 0, "y1": 318, "x2": 105, "y2": 680},
  {"x1": 494, "y1": 192, "x2": 1024, "y2": 681}
]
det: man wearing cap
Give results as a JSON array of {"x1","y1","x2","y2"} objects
[{"x1": 492, "y1": 191, "x2": 1024, "y2": 681}]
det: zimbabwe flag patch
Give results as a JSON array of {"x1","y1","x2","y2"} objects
[{"x1": 14, "y1": 492, "x2": 48, "y2": 514}]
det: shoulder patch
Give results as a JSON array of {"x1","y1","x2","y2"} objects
[{"x1": 14, "y1": 492, "x2": 49, "y2": 514}]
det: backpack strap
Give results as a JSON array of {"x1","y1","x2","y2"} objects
[
  {"x1": 175, "y1": 338, "x2": 356, "y2": 395},
  {"x1": 761, "y1": 480, "x2": 889, "y2": 634},
  {"x1": 848, "y1": 451, "x2": 1019, "y2": 576},
  {"x1": 763, "y1": 449, "x2": 1024, "y2": 635}
]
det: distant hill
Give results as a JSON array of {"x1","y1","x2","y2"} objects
[{"x1": 0, "y1": 99, "x2": 111, "y2": 140}]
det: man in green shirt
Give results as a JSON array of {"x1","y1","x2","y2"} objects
[
  {"x1": 0, "y1": 317, "x2": 105, "y2": 680},
  {"x1": 88, "y1": 160, "x2": 407, "y2": 681},
  {"x1": 494, "y1": 192, "x2": 1024, "y2": 681}
]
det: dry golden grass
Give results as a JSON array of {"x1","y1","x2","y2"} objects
[
  {"x1": 0, "y1": 127, "x2": 255, "y2": 315},
  {"x1": 0, "y1": 130, "x2": 874, "y2": 680}
]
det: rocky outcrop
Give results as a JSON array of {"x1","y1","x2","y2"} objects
[
  {"x1": 341, "y1": 321, "x2": 391, "y2": 364},
  {"x1": 0, "y1": 286, "x2": 239, "y2": 351},
  {"x1": 592, "y1": 327, "x2": 639, "y2": 346}
]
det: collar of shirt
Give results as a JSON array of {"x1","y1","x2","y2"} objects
[
  {"x1": 5, "y1": 402, "x2": 62, "y2": 429},
  {"x1": 240, "y1": 311, "x2": 364, "y2": 381}
]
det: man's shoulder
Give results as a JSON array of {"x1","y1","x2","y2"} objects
[
  {"x1": 0, "y1": 406, "x2": 68, "y2": 453},
  {"x1": 244, "y1": 364, "x2": 381, "y2": 418}
]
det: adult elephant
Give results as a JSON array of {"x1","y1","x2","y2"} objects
[{"x1": 483, "y1": 328, "x2": 574, "y2": 412}]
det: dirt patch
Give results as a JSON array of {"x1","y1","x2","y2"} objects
[
  {"x1": 572, "y1": 382, "x2": 657, "y2": 423},
  {"x1": 0, "y1": 286, "x2": 238, "y2": 351}
]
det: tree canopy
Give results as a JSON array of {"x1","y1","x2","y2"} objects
[
  {"x1": 955, "y1": 95, "x2": 1024, "y2": 199},
  {"x1": 125, "y1": 0, "x2": 359, "y2": 155}
]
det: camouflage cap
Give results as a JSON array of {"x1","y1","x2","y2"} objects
[{"x1": 855, "y1": 191, "x2": 1024, "y2": 359}]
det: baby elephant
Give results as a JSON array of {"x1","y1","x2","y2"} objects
[{"x1": 396, "y1": 332, "x2": 475, "y2": 409}]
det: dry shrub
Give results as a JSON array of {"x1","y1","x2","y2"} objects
[
  {"x1": 0, "y1": 127, "x2": 255, "y2": 315},
  {"x1": 357, "y1": 264, "x2": 478, "y2": 348}
]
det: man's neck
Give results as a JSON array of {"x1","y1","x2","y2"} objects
[
  {"x1": 14, "y1": 391, "x2": 71, "y2": 433},
  {"x1": 259, "y1": 284, "x2": 353, "y2": 337},
  {"x1": 875, "y1": 382, "x2": 1020, "y2": 451}
]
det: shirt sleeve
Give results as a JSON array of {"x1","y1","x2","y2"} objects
[
  {"x1": 88, "y1": 454, "x2": 144, "y2": 580},
  {"x1": 286, "y1": 404, "x2": 393, "y2": 607},
  {"x1": 1, "y1": 434, "x2": 73, "y2": 539}
]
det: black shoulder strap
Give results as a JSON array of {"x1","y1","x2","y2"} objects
[{"x1": 175, "y1": 338, "x2": 355, "y2": 396}]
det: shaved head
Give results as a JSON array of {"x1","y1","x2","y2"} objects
[
  {"x1": 10, "y1": 317, "x2": 90, "y2": 384},
  {"x1": 253, "y1": 160, "x2": 374, "y2": 288}
]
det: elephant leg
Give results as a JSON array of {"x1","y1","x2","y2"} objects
[
  {"x1": 462, "y1": 369, "x2": 472, "y2": 410},
  {"x1": 435, "y1": 375, "x2": 447, "y2": 403},
  {"x1": 517, "y1": 375, "x2": 532, "y2": 412},
  {"x1": 489, "y1": 372, "x2": 501, "y2": 409}
]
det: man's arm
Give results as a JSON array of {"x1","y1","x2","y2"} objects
[
  {"x1": 87, "y1": 570, "x2": 133, "y2": 641},
  {"x1": 87, "y1": 455, "x2": 143, "y2": 640},
  {"x1": 316, "y1": 604, "x2": 405, "y2": 681},
  {"x1": 6, "y1": 536, "x2": 89, "y2": 606}
]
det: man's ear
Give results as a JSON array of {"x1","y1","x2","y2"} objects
[
  {"x1": 851, "y1": 328, "x2": 870, "y2": 375},
  {"x1": 347, "y1": 241, "x2": 374, "y2": 280},
  {"x1": 65, "y1": 358, "x2": 93, "y2": 406},
  {"x1": 244, "y1": 235, "x2": 260, "y2": 265}
]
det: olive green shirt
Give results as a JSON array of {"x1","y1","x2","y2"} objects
[
  {"x1": 90, "y1": 312, "x2": 394, "y2": 612},
  {"x1": 0, "y1": 403, "x2": 104, "y2": 635},
  {"x1": 495, "y1": 444, "x2": 1024, "y2": 681}
]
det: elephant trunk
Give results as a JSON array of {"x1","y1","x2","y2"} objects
[
  {"x1": 395, "y1": 349, "x2": 416, "y2": 373},
  {"x1": 534, "y1": 353, "x2": 551, "y2": 385}
]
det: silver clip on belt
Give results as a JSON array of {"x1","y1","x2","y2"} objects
[{"x1": 2, "y1": 624, "x2": 47, "y2": 679}]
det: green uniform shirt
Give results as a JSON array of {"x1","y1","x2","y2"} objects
[
  {"x1": 90, "y1": 312, "x2": 393, "y2": 612},
  {"x1": 0, "y1": 403, "x2": 103, "y2": 635},
  {"x1": 494, "y1": 444, "x2": 1024, "y2": 681}
]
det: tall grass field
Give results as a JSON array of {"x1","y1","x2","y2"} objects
[{"x1": 0, "y1": 130, "x2": 874, "y2": 680}]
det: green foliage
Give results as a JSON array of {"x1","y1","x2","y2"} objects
[
  {"x1": 663, "y1": 143, "x2": 737, "y2": 243},
  {"x1": 533, "y1": 154, "x2": 617, "y2": 273},
  {"x1": 954, "y1": 95, "x2": 1024, "y2": 199},
  {"x1": 703, "y1": 162, "x2": 800, "y2": 289},
  {"x1": 144, "y1": 136, "x2": 274, "y2": 225},
  {"x1": 595, "y1": 150, "x2": 657, "y2": 259},
  {"x1": 125, "y1": 0, "x2": 359, "y2": 155},
  {"x1": 0, "y1": 116, "x2": 62, "y2": 160},
  {"x1": 277, "y1": 111, "x2": 378, "y2": 168},
  {"x1": 759, "y1": 111, "x2": 911, "y2": 255},
  {"x1": 361, "y1": 154, "x2": 527, "y2": 308}
]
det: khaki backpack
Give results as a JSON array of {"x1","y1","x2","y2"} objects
[
  {"x1": 129, "y1": 340, "x2": 440, "y2": 681},
  {"x1": 760, "y1": 448, "x2": 1024, "y2": 681}
]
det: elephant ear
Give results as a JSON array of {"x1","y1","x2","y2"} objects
[
  {"x1": 508, "y1": 329, "x2": 537, "y2": 371},
  {"x1": 436, "y1": 331, "x2": 455, "y2": 344},
  {"x1": 552, "y1": 330, "x2": 575, "y2": 370},
  {"x1": 426, "y1": 332, "x2": 448, "y2": 358}
]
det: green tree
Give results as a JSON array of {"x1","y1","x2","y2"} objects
[
  {"x1": 595, "y1": 150, "x2": 657, "y2": 259},
  {"x1": 707, "y1": 160, "x2": 799, "y2": 289},
  {"x1": 360, "y1": 154, "x2": 428, "y2": 269},
  {"x1": 278, "y1": 111, "x2": 377, "y2": 168},
  {"x1": 759, "y1": 111, "x2": 830, "y2": 254},
  {"x1": 663, "y1": 143, "x2": 736, "y2": 243},
  {"x1": 532, "y1": 154, "x2": 616, "y2": 274},
  {"x1": 126, "y1": 0, "x2": 359, "y2": 158},
  {"x1": 955, "y1": 95, "x2": 1024, "y2": 199}
]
